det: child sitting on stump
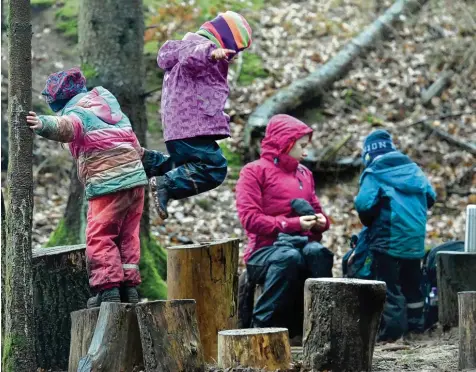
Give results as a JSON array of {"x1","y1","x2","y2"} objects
[
  {"x1": 142, "y1": 11, "x2": 252, "y2": 220},
  {"x1": 26, "y1": 68, "x2": 148, "y2": 308}
]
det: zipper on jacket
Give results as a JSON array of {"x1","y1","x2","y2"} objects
[{"x1": 298, "y1": 179, "x2": 303, "y2": 190}]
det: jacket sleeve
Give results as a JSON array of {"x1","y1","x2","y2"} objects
[
  {"x1": 426, "y1": 181, "x2": 437, "y2": 209},
  {"x1": 35, "y1": 113, "x2": 83, "y2": 143},
  {"x1": 236, "y1": 166, "x2": 302, "y2": 235},
  {"x1": 309, "y1": 174, "x2": 330, "y2": 234},
  {"x1": 355, "y1": 173, "x2": 381, "y2": 226},
  {"x1": 157, "y1": 40, "x2": 216, "y2": 73}
]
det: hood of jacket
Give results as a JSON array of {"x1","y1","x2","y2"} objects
[{"x1": 260, "y1": 114, "x2": 313, "y2": 172}]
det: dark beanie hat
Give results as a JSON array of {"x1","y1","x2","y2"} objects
[{"x1": 362, "y1": 129, "x2": 396, "y2": 166}]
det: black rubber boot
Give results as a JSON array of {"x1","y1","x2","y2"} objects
[
  {"x1": 151, "y1": 176, "x2": 169, "y2": 220},
  {"x1": 120, "y1": 285, "x2": 140, "y2": 304},
  {"x1": 86, "y1": 287, "x2": 121, "y2": 308}
]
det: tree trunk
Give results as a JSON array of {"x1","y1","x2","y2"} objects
[
  {"x1": 244, "y1": 0, "x2": 429, "y2": 159},
  {"x1": 458, "y1": 291, "x2": 476, "y2": 371},
  {"x1": 303, "y1": 278, "x2": 387, "y2": 372},
  {"x1": 464, "y1": 205, "x2": 476, "y2": 252},
  {"x1": 68, "y1": 308, "x2": 100, "y2": 372},
  {"x1": 135, "y1": 300, "x2": 205, "y2": 372},
  {"x1": 78, "y1": 302, "x2": 144, "y2": 372},
  {"x1": 167, "y1": 239, "x2": 240, "y2": 362},
  {"x1": 46, "y1": 162, "x2": 87, "y2": 247},
  {"x1": 3, "y1": 0, "x2": 36, "y2": 370},
  {"x1": 437, "y1": 252, "x2": 476, "y2": 330},
  {"x1": 217, "y1": 328, "x2": 291, "y2": 370},
  {"x1": 78, "y1": 0, "x2": 149, "y2": 234},
  {"x1": 78, "y1": 0, "x2": 168, "y2": 301},
  {"x1": 32, "y1": 244, "x2": 91, "y2": 370}
]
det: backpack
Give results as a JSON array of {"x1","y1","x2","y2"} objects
[{"x1": 421, "y1": 240, "x2": 464, "y2": 330}]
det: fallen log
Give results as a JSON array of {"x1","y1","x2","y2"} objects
[
  {"x1": 68, "y1": 308, "x2": 100, "y2": 372},
  {"x1": 135, "y1": 300, "x2": 205, "y2": 372},
  {"x1": 244, "y1": 0, "x2": 430, "y2": 159},
  {"x1": 33, "y1": 244, "x2": 90, "y2": 370},
  {"x1": 421, "y1": 121, "x2": 476, "y2": 156},
  {"x1": 217, "y1": 328, "x2": 291, "y2": 370},
  {"x1": 421, "y1": 70, "x2": 453, "y2": 106},
  {"x1": 303, "y1": 278, "x2": 386, "y2": 372},
  {"x1": 437, "y1": 251, "x2": 476, "y2": 330},
  {"x1": 167, "y1": 238, "x2": 240, "y2": 362},
  {"x1": 458, "y1": 291, "x2": 476, "y2": 370},
  {"x1": 77, "y1": 302, "x2": 144, "y2": 372}
]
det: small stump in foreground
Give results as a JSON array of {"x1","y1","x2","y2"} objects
[
  {"x1": 217, "y1": 328, "x2": 291, "y2": 371},
  {"x1": 458, "y1": 291, "x2": 476, "y2": 371},
  {"x1": 303, "y1": 278, "x2": 386, "y2": 372}
]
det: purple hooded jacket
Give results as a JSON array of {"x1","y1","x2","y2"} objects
[{"x1": 157, "y1": 33, "x2": 231, "y2": 142}]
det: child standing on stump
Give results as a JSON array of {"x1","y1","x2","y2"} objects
[
  {"x1": 142, "y1": 11, "x2": 252, "y2": 220},
  {"x1": 26, "y1": 68, "x2": 148, "y2": 308}
]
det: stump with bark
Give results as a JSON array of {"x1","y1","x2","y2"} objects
[
  {"x1": 436, "y1": 251, "x2": 476, "y2": 330},
  {"x1": 167, "y1": 238, "x2": 240, "y2": 362},
  {"x1": 135, "y1": 300, "x2": 205, "y2": 372},
  {"x1": 303, "y1": 278, "x2": 387, "y2": 372},
  {"x1": 33, "y1": 244, "x2": 90, "y2": 370},
  {"x1": 77, "y1": 302, "x2": 144, "y2": 372},
  {"x1": 217, "y1": 328, "x2": 291, "y2": 370},
  {"x1": 68, "y1": 308, "x2": 100, "y2": 372},
  {"x1": 458, "y1": 291, "x2": 476, "y2": 370}
]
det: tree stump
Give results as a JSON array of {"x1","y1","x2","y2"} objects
[
  {"x1": 303, "y1": 278, "x2": 387, "y2": 372},
  {"x1": 135, "y1": 300, "x2": 205, "y2": 371},
  {"x1": 167, "y1": 238, "x2": 240, "y2": 362},
  {"x1": 77, "y1": 302, "x2": 143, "y2": 372},
  {"x1": 217, "y1": 328, "x2": 291, "y2": 370},
  {"x1": 436, "y1": 251, "x2": 476, "y2": 330},
  {"x1": 458, "y1": 291, "x2": 476, "y2": 370},
  {"x1": 32, "y1": 244, "x2": 90, "y2": 370},
  {"x1": 68, "y1": 308, "x2": 100, "y2": 372}
]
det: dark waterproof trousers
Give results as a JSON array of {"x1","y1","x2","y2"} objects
[
  {"x1": 142, "y1": 137, "x2": 228, "y2": 199},
  {"x1": 246, "y1": 242, "x2": 333, "y2": 337},
  {"x1": 373, "y1": 251, "x2": 424, "y2": 341}
]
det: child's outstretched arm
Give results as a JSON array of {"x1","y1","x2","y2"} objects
[{"x1": 26, "y1": 111, "x2": 83, "y2": 143}]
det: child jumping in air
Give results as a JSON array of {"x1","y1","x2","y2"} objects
[
  {"x1": 142, "y1": 11, "x2": 252, "y2": 220},
  {"x1": 26, "y1": 68, "x2": 148, "y2": 308}
]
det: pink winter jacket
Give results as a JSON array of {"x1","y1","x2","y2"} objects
[{"x1": 236, "y1": 115, "x2": 331, "y2": 262}]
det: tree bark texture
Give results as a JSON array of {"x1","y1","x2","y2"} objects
[
  {"x1": 303, "y1": 278, "x2": 387, "y2": 372},
  {"x1": 68, "y1": 308, "x2": 100, "y2": 372},
  {"x1": 78, "y1": 0, "x2": 150, "y2": 235},
  {"x1": 244, "y1": 0, "x2": 429, "y2": 159},
  {"x1": 3, "y1": 0, "x2": 36, "y2": 370},
  {"x1": 78, "y1": 302, "x2": 144, "y2": 372},
  {"x1": 167, "y1": 239, "x2": 240, "y2": 362},
  {"x1": 46, "y1": 162, "x2": 87, "y2": 247},
  {"x1": 135, "y1": 300, "x2": 205, "y2": 372},
  {"x1": 33, "y1": 244, "x2": 91, "y2": 370},
  {"x1": 458, "y1": 291, "x2": 476, "y2": 371},
  {"x1": 217, "y1": 328, "x2": 291, "y2": 370},
  {"x1": 437, "y1": 252, "x2": 476, "y2": 330}
]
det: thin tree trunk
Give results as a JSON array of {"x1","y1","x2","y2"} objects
[
  {"x1": 244, "y1": 0, "x2": 429, "y2": 159},
  {"x1": 3, "y1": 0, "x2": 36, "y2": 370}
]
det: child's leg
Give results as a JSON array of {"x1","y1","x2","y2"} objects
[
  {"x1": 86, "y1": 193, "x2": 126, "y2": 304},
  {"x1": 117, "y1": 187, "x2": 144, "y2": 297},
  {"x1": 151, "y1": 137, "x2": 227, "y2": 219},
  {"x1": 142, "y1": 148, "x2": 174, "y2": 178}
]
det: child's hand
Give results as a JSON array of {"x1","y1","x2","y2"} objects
[
  {"x1": 26, "y1": 111, "x2": 43, "y2": 130},
  {"x1": 211, "y1": 48, "x2": 236, "y2": 61},
  {"x1": 314, "y1": 213, "x2": 327, "y2": 229},
  {"x1": 300, "y1": 215, "x2": 317, "y2": 231}
]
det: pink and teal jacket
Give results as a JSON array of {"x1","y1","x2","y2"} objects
[
  {"x1": 36, "y1": 86, "x2": 148, "y2": 199},
  {"x1": 157, "y1": 33, "x2": 231, "y2": 142}
]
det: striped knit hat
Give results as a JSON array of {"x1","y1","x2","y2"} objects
[{"x1": 196, "y1": 11, "x2": 252, "y2": 53}]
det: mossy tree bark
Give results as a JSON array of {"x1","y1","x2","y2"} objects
[
  {"x1": 2, "y1": 0, "x2": 36, "y2": 370},
  {"x1": 33, "y1": 244, "x2": 91, "y2": 370}
]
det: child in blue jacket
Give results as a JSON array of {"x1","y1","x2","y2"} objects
[{"x1": 354, "y1": 129, "x2": 436, "y2": 342}]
